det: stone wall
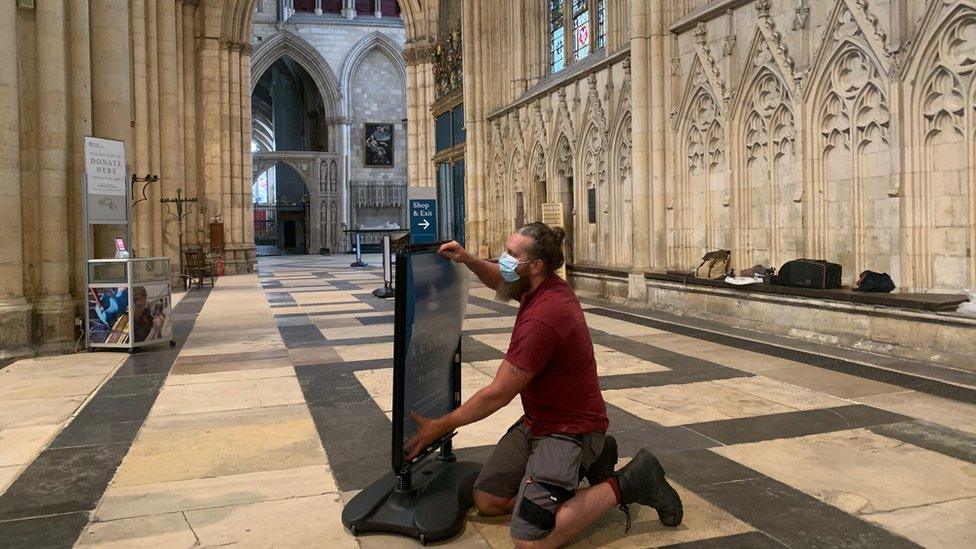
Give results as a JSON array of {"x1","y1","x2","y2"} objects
[{"x1": 465, "y1": 0, "x2": 976, "y2": 294}]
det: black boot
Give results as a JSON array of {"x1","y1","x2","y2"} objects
[
  {"x1": 613, "y1": 449, "x2": 683, "y2": 527},
  {"x1": 583, "y1": 435, "x2": 618, "y2": 486}
]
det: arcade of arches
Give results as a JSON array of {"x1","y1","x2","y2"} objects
[{"x1": 2, "y1": 0, "x2": 976, "y2": 367}]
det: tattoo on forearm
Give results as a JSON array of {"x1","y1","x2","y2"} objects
[{"x1": 508, "y1": 363, "x2": 522, "y2": 376}]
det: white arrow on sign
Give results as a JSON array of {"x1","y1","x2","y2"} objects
[{"x1": 418, "y1": 219, "x2": 430, "y2": 230}]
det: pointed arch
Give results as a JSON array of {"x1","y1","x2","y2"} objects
[
  {"x1": 610, "y1": 111, "x2": 633, "y2": 266},
  {"x1": 901, "y1": 3, "x2": 976, "y2": 291},
  {"x1": 250, "y1": 31, "x2": 341, "y2": 118},
  {"x1": 339, "y1": 31, "x2": 407, "y2": 117}
]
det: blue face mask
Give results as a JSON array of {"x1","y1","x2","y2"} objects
[{"x1": 498, "y1": 252, "x2": 530, "y2": 283}]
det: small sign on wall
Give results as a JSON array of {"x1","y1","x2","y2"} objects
[{"x1": 84, "y1": 137, "x2": 127, "y2": 196}]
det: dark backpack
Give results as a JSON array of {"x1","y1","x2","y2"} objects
[{"x1": 856, "y1": 270, "x2": 895, "y2": 293}]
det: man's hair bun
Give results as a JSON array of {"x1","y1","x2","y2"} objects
[{"x1": 550, "y1": 226, "x2": 566, "y2": 247}]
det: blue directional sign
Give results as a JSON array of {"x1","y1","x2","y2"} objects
[{"x1": 409, "y1": 199, "x2": 438, "y2": 243}]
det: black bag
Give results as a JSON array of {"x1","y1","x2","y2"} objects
[
  {"x1": 856, "y1": 270, "x2": 895, "y2": 293},
  {"x1": 778, "y1": 259, "x2": 842, "y2": 289}
]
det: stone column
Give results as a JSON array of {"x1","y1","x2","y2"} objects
[
  {"x1": 69, "y1": 0, "x2": 93, "y2": 301},
  {"x1": 131, "y1": 0, "x2": 153, "y2": 257},
  {"x1": 341, "y1": 0, "x2": 356, "y2": 20},
  {"x1": 629, "y1": 0, "x2": 651, "y2": 275},
  {"x1": 0, "y1": 0, "x2": 30, "y2": 358},
  {"x1": 240, "y1": 44, "x2": 255, "y2": 269},
  {"x1": 374, "y1": 0, "x2": 382, "y2": 18},
  {"x1": 158, "y1": 0, "x2": 182, "y2": 284},
  {"x1": 219, "y1": 41, "x2": 233, "y2": 267},
  {"x1": 146, "y1": 0, "x2": 163, "y2": 257},
  {"x1": 36, "y1": 0, "x2": 74, "y2": 350},
  {"x1": 648, "y1": 2, "x2": 667, "y2": 268},
  {"x1": 182, "y1": 0, "x2": 199, "y2": 247},
  {"x1": 198, "y1": 36, "x2": 223, "y2": 255},
  {"x1": 315, "y1": 0, "x2": 323, "y2": 16},
  {"x1": 228, "y1": 43, "x2": 243, "y2": 273}
]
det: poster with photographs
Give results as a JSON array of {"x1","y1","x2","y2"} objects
[
  {"x1": 88, "y1": 287, "x2": 131, "y2": 344},
  {"x1": 364, "y1": 123, "x2": 394, "y2": 167},
  {"x1": 130, "y1": 283, "x2": 173, "y2": 343}
]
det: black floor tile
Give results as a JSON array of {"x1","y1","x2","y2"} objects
[
  {"x1": 599, "y1": 368, "x2": 752, "y2": 390},
  {"x1": 69, "y1": 393, "x2": 159, "y2": 425},
  {"x1": 278, "y1": 324, "x2": 328, "y2": 347},
  {"x1": 684, "y1": 405, "x2": 909, "y2": 446},
  {"x1": 48, "y1": 420, "x2": 143, "y2": 449},
  {"x1": 0, "y1": 444, "x2": 129, "y2": 520},
  {"x1": 0, "y1": 511, "x2": 91, "y2": 549},
  {"x1": 461, "y1": 335, "x2": 505, "y2": 362},
  {"x1": 96, "y1": 373, "x2": 167, "y2": 398},
  {"x1": 358, "y1": 315, "x2": 394, "y2": 326},
  {"x1": 661, "y1": 531, "x2": 785, "y2": 548},
  {"x1": 870, "y1": 420, "x2": 976, "y2": 464}
]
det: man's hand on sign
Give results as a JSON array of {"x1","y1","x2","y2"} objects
[
  {"x1": 404, "y1": 411, "x2": 448, "y2": 461},
  {"x1": 437, "y1": 241, "x2": 469, "y2": 263}
]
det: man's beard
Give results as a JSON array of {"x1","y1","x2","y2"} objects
[{"x1": 495, "y1": 277, "x2": 530, "y2": 302}]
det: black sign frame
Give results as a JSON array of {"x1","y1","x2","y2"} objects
[{"x1": 391, "y1": 241, "x2": 463, "y2": 474}]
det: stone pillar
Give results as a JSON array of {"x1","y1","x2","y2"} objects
[
  {"x1": 648, "y1": 1, "x2": 667, "y2": 268},
  {"x1": 228, "y1": 43, "x2": 243, "y2": 273},
  {"x1": 69, "y1": 0, "x2": 93, "y2": 301},
  {"x1": 315, "y1": 0, "x2": 323, "y2": 16},
  {"x1": 182, "y1": 0, "x2": 199, "y2": 247},
  {"x1": 36, "y1": 0, "x2": 74, "y2": 350},
  {"x1": 0, "y1": 0, "x2": 30, "y2": 358},
  {"x1": 341, "y1": 0, "x2": 356, "y2": 19},
  {"x1": 374, "y1": 0, "x2": 382, "y2": 18},
  {"x1": 338, "y1": 117, "x2": 352, "y2": 227},
  {"x1": 158, "y1": 0, "x2": 182, "y2": 285},
  {"x1": 219, "y1": 41, "x2": 233, "y2": 267},
  {"x1": 629, "y1": 0, "x2": 651, "y2": 273},
  {"x1": 131, "y1": 0, "x2": 153, "y2": 257},
  {"x1": 146, "y1": 0, "x2": 163, "y2": 257},
  {"x1": 240, "y1": 44, "x2": 255, "y2": 269},
  {"x1": 199, "y1": 36, "x2": 223, "y2": 255}
]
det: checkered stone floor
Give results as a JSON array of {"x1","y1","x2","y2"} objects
[
  {"x1": 261, "y1": 255, "x2": 976, "y2": 548},
  {"x1": 3, "y1": 254, "x2": 972, "y2": 548}
]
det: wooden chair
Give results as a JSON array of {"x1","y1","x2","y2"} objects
[{"x1": 184, "y1": 249, "x2": 215, "y2": 290}]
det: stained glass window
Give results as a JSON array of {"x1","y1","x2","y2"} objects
[
  {"x1": 572, "y1": 0, "x2": 590, "y2": 60},
  {"x1": 597, "y1": 0, "x2": 606, "y2": 49},
  {"x1": 549, "y1": 0, "x2": 606, "y2": 74},
  {"x1": 549, "y1": 0, "x2": 565, "y2": 73}
]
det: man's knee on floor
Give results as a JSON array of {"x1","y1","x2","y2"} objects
[
  {"x1": 473, "y1": 489, "x2": 513, "y2": 516},
  {"x1": 511, "y1": 536, "x2": 549, "y2": 549}
]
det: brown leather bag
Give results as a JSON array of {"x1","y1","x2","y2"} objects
[{"x1": 695, "y1": 250, "x2": 731, "y2": 279}]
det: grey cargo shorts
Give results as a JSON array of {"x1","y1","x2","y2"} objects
[{"x1": 472, "y1": 420, "x2": 606, "y2": 541}]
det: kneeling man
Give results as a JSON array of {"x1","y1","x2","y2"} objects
[{"x1": 404, "y1": 223, "x2": 683, "y2": 548}]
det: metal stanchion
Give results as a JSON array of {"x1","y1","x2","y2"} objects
[
  {"x1": 350, "y1": 231, "x2": 368, "y2": 267},
  {"x1": 372, "y1": 234, "x2": 395, "y2": 298}
]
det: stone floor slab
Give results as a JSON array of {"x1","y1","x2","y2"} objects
[
  {"x1": 0, "y1": 424, "x2": 61, "y2": 467},
  {"x1": 334, "y1": 341, "x2": 394, "y2": 361},
  {"x1": 150, "y1": 376, "x2": 306, "y2": 416},
  {"x1": 857, "y1": 390, "x2": 976, "y2": 434},
  {"x1": 76, "y1": 512, "x2": 197, "y2": 548},
  {"x1": 112, "y1": 405, "x2": 324, "y2": 487},
  {"x1": 715, "y1": 428, "x2": 976, "y2": 515},
  {"x1": 862, "y1": 496, "x2": 976, "y2": 547},
  {"x1": 0, "y1": 396, "x2": 85, "y2": 430},
  {"x1": 183, "y1": 493, "x2": 358, "y2": 548},
  {"x1": 95, "y1": 464, "x2": 337, "y2": 521}
]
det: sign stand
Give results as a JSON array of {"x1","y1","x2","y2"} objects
[
  {"x1": 371, "y1": 234, "x2": 395, "y2": 298},
  {"x1": 350, "y1": 232, "x2": 368, "y2": 267},
  {"x1": 342, "y1": 243, "x2": 480, "y2": 545}
]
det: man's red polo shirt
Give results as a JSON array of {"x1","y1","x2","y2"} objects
[{"x1": 505, "y1": 274, "x2": 609, "y2": 436}]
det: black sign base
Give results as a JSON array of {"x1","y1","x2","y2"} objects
[
  {"x1": 372, "y1": 285, "x2": 395, "y2": 299},
  {"x1": 341, "y1": 459, "x2": 482, "y2": 545}
]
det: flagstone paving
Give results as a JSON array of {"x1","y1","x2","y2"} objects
[{"x1": 0, "y1": 253, "x2": 974, "y2": 547}]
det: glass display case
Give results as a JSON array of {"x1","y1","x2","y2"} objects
[{"x1": 86, "y1": 257, "x2": 175, "y2": 351}]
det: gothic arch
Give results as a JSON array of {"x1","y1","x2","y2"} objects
[
  {"x1": 339, "y1": 31, "x2": 407, "y2": 117},
  {"x1": 673, "y1": 60, "x2": 725, "y2": 269},
  {"x1": 528, "y1": 141, "x2": 548, "y2": 221},
  {"x1": 806, "y1": 26, "x2": 893, "y2": 285},
  {"x1": 250, "y1": 31, "x2": 341, "y2": 118},
  {"x1": 731, "y1": 36, "x2": 797, "y2": 270},
  {"x1": 609, "y1": 111, "x2": 633, "y2": 267},
  {"x1": 901, "y1": 2, "x2": 976, "y2": 290}
]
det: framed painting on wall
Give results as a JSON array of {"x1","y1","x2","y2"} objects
[{"x1": 364, "y1": 122, "x2": 395, "y2": 167}]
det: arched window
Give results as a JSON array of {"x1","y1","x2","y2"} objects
[{"x1": 549, "y1": 0, "x2": 606, "y2": 74}]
